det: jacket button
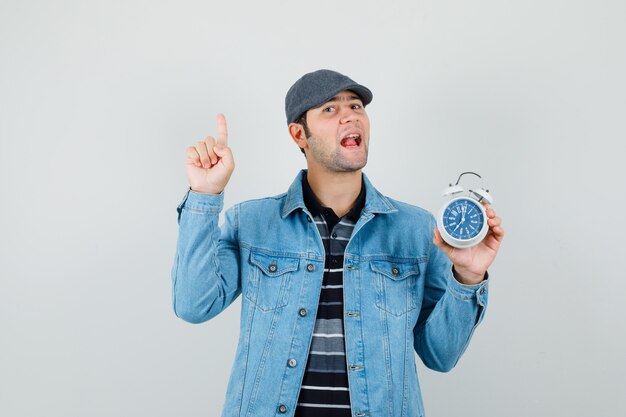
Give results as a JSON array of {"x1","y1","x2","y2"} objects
[
  {"x1": 307, "y1": 216, "x2": 312, "y2": 222},
  {"x1": 278, "y1": 404, "x2": 288, "y2": 413},
  {"x1": 298, "y1": 308, "x2": 307, "y2": 317},
  {"x1": 391, "y1": 267, "x2": 400, "y2": 275},
  {"x1": 307, "y1": 264, "x2": 314, "y2": 272},
  {"x1": 331, "y1": 232, "x2": 338, "y2": 239},
  {"x1": 269, "y1": 264, "x2": 277, "y2": 272},
  {"x1": 287, "y1": 358, "x2": 297, "y2": 367}
]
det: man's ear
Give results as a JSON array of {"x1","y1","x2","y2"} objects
[{"x1": 288, "y1": 123, "x2": 308, "y2": 152}]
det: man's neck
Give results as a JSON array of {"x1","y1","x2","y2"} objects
[{"x1": 306, "y1": 168, "x2": 362, "y2": 218}]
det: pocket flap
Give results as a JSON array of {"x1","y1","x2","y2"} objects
[
  {"x1": 250, "y1": 252, "x2": 300, "y2": 277},
  {"x1": 370, "y1": 260, "x2": 420, "y2": 280}
]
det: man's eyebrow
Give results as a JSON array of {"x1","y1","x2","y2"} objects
[
  {"x1": 312, "y1": 94, "x2": 363, "y2": 110},
  {"x1": 325, "y1": 94, "x2": 362, "y2": 103}
]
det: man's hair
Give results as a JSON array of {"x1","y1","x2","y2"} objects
[{"x1": 296, "y1": 113, "x2": 311, "y2": 156}]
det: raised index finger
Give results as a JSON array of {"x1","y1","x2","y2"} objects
[{"x1": 216, "y1": 113, "x2": 228, "y2": 147}]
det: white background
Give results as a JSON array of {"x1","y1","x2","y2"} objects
[{"x1": 1, "y1": 0, "x2": 624, "y2": 416}]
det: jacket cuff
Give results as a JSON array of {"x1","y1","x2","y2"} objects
[
  {"x1": 446, "y1": 268, "x2": 489, "y2": 308},
  {"x1": 176, "y1": 189, "x2": 224, "y2": 219}
]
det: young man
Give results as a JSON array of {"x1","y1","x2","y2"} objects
[{"x1": 172, "y1": 69, "x2": 504, "y2": 417}]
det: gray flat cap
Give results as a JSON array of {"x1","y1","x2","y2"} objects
[{"x1": 285, "y1": 69, "x2": 373, "y2": 124}]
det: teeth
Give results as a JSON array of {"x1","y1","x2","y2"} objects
[{"x1": 347, "y1": 134, "x2": 360, "y2": 138}]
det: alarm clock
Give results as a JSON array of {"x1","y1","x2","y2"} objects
[{"x1": 437, "y1": 172, "x2": 493, "y2": 249}]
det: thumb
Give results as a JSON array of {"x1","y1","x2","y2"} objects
[
  {"x1": 213, "y1": 145, "x2": 234, "y2": 167},
  {"x1": 433, "y1": 228, "x2": 453, "y2": 257},
  {"x1": 433, "y1": 228, "x2": 442, "y2": 247}
]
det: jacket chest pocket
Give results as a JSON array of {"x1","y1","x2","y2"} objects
[
  {"x1": 245, "y1": 251, "x2": 300, "y2": 312},
  {"x1": 371, "y1": 260, "x2": 421, "y2": 317}
]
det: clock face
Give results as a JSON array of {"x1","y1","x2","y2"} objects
[{"x1": 442, "y1": 198, "x2": 485, "y2": 241}]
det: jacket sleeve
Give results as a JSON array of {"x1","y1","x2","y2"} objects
[
  {"x1": 171, "y1": 190, "x2": 241, "y2": 324},
  {"x1": 413, "y1": 216, "x2": 489, "y2": 372}
]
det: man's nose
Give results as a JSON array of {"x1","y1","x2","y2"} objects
[{"x1": 339, "y1": 107, "x2": 359, "y2": 124}]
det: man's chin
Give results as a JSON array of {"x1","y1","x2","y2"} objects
[{"x1": 334, "y1": 159, "x2": 368, "y2": 173}]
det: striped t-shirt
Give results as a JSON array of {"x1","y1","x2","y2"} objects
[{"x1": 295, "y1": 174, "x2": 365, "y2": 417}]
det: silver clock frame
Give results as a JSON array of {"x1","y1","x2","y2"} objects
[
  {"x1": 436, "y1": 172, "x2": 493, "y2": 249},
  {"x1": 437, "y1": 196, "x2": 489, "y2": 248}
]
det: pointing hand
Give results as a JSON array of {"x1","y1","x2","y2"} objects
[{"x1": 185, "y1": 114, "x2": 235, "y2": 194}]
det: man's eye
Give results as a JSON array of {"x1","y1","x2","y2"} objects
[
  {"x1": 352, "y1": 104, "x2": 362, "y2": 110},
  {"x1": 323, "y1": 106, "x2": 335, "y2": 112}
]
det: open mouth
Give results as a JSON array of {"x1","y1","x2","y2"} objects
[{"x1": 340, "y1": 133, "x2": 362, "y2": 147}]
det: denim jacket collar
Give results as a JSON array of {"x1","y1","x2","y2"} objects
[{"x1": 281, "y1": 169, "x2": 398, "y2": 219}]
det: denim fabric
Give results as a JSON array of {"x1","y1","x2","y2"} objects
[{"x1": 172, "y1": 170, "x2": 488, "y2": 417}]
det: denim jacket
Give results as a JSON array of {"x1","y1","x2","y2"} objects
[{"x1": 172, "y1": 170, "x2": 488, "y2": 417}]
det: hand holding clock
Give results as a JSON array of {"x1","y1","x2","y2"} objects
[{"x1": 433, "y1": 203, "x2": 504, "y2": 286}]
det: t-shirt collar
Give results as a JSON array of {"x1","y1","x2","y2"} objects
[{"x1": 301, "y1": 172, "x2": 366, "y2": 222}]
